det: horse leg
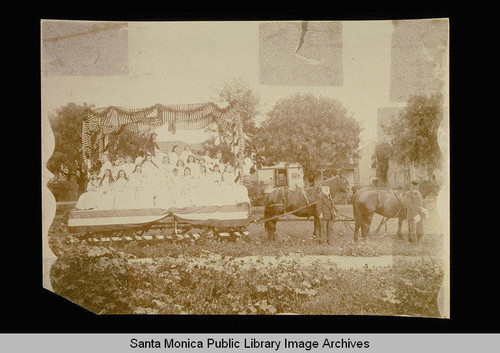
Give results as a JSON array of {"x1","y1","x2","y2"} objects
[
  {"x1": 263, "y1": 202, "x2": 276, "y2": 241},
  {"x1": 313, "y1": 215, "x2": 319, "y2": 239},
  {"x1": 397, "y1": 216, "x2": 404, "y2": 239},
  {"x1": 353, "y1": 200, "x2": 360, "y2": 242},
  {"x1": 354, "y1": 217, "x2": 360, "y2": 242},
  {"x1": 265, "y1": 218, "x2": 278, "y2": 241},
  {"x1": 361, "y1": 213, "x2": 374, "y2": 240},
  {"x1": 269, "y1": 220, "x2": 277, "y2": 241}
]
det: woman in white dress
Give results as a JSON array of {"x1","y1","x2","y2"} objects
[
  {"x1": 141, "y1": 154, "x2": 159, "y2": 178},
  {"x1": 186, "y1": 154, "x2": 199, "y2": 177},
  {"x1": 180, "y1": 145, "x2": 194, "y2": 165},
  {"x1": 122, "y1": 156, "x2": 136, "y2": 177},
  {"x1": 157, "y1": 155, "x2": 172, "y2": 190},
  {"x1": 203, "y1": 150, "x2": 214, "y2": 171},
  {"x1": 196, "y1": 164, "x2": 216, "y2": 206},
  {"x1": 96, "y1": 169, "x2": 115, "y2": 210},
  {"x1": 155, "y1": 157, "x2": 175, "y2": 209},
  {"x1": 205, "y1": 164, "x2": 223, "y2": 206},
  {"x1": 210, "y1": 164, "x2": 223, "y2": 184},
  {"x1": 98, "y1": 154, "x2": 113, "y2": 178},
  {"x1": 198, "y1": 157, "x2": 208, "y2": 176},
  {"x1": 113, "y1": 169, "x2": 130, "y2": 209},
  {"x1": 169, "y1": 145, "x2": 181, "y2": 167},
  {"x1": 75, "y1": 172, "x2": 100, "y2": 210},
  {"x1": 166, "y1": 168, "x2": 182, "y2": 208},
  {"x1": 174, "y1": 158, "x2": 185, "y2": 173},
  {"x1": 111, "y1": 157, "x2": 124, "y2": 180},
  {"x1": 128, "y1": 165, "x2": 148, "y2": 209},
  {"x1": 176, "y1": 167, "x2": 198, "y2": 208},
  {"x1": 213, "y1": 150, "x2": 224, "y2": 172}
]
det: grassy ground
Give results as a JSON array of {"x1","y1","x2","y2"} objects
[{"x1": 48, "y1": 199, "x2": 447, "y2": 317}]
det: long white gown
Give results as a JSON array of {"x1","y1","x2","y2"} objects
[
  {"x1": 169, "y1": 152, "x2": 180, "y2": 166},
  {"x1": 122, "y1": 163, "x2": 136, "y2": 178},
  {"x1": 96, "y1": 177, "x2": 115, "y2": 210},
  {"x1": 176, "y1": 175, "x2": 198, "y2": 208},
  {"x1": 180, "y1": 151, "x2": 194, "y2": 164},
  {"x1": 186, "y1": 162, "x2": 200, "y2": 177},
  {"x1": 113, "y1": 177, "x2": 130, "y2": 209},
  {"x1": 128, "y1": 172, "x2": 150, "y2": 209},
  {"x1": 75, "y1": 180, "x2": 100, "y2": 210}
]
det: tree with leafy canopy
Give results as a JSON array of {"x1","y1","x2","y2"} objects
[
  {"x1": 47, "y1": 103, "x2": 146, "y2": 199},
  {"x1": 382, "y1": 93, "x2": 443, "y2": 173},
  {"x1": 104, "y1": 127, "x2": 147, "y2": 162},
  {"x1": 47, "y1": 103, "x2": 94, "y2": 197},
  {"x1": 255, "y1": 93, "x2": 361, "y2": 183},
  {"x1": 201, "y1": 77, "x2": 261, "y2": 166}
]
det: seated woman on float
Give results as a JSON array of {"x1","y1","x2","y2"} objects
[
  {"x1": 95, "y1": 169, "x2": 115, "y2": 210},
  {"x1": 75, "y1": 172, "x2": 101, "y2": 210}
]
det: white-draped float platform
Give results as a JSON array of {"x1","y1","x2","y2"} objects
[{"x1": 67, "y1": 203, "x2": 251, "y2": 234}]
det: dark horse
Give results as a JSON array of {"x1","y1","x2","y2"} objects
[
  {"x1": 264, "y1": 176, "x2": 350, "y2": 240},
  {"x1": 352, "y1": 182, "x2": 438, "y2": 241}
]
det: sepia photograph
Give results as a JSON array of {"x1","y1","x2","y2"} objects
[{"x1": 41, "y1": 19, "x2": 449, "y2": 317}]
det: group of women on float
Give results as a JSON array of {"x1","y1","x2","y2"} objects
[{"x1": 75, "y1": 146, "x2": 250, "y2": 211}]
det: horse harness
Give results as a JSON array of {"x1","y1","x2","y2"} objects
[
  {"x1": 269, "y1": 186, "x2": 313, "y2": 212},
  {"x1": 390, "y1": 190, "x2": 406, "y2": 218}
]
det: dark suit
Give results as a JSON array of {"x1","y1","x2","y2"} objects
[
  {"x1": 403, "y1": 188, "x2": 424, "y2": 241},
  {"x1": 316, "y1": 192, "x2": 338, "y2": 243},
  {"x1": 143, "y1": 139, "x2": 160, "y2": 157}
]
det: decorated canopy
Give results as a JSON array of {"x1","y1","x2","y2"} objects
[{"x1": 82, "y1": 102, "x2": 245, "y2": 173}]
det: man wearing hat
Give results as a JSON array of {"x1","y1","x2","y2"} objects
[
  {"x1": 403, "y1": 179, "x2": 426, "y2": 242},
  {"x1": 316, "y1": 185, "x2": 338, "y2": 244}
]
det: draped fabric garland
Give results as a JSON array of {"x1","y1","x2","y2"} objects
[{"x1": 82, "y1": 102, "x2": 243, "y2": 170}]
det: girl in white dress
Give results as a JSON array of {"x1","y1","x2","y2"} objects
[
  {"x1": 96, "y1": 169, "x2": 115, "y2": 209},
  {"x1": 210, "y1": 164, "x2": 223, "y2": 184},
  {"x1": 128, "y1": 165, "x2": 147, "y2": 209},
  {"x1": 177, "y1": 167, "x2": 198, "y2": 208},
  {"x1": 159, "y1": 156, "x2": 171, "y2": 178},
  {"x1": 169, "y1": 145, "x2": 181, "y2": 167},
  {"x1": 213, "y1": 150, "x2": 224, "y2": 172},
  {"x1": 186, "y1": 154, "x2": 199, "y2": 177},
  {"x1": 205, "y1": 164, "x2": 223, "y2": 206},
  {"x1": 113, "y1": 169, "x2": 130, "y2": 209},
  {"x1": 175, "y1": 158, "x2": 185, "y2": 173},
  {"x1": 111, "y1": 157, "x2": 124, "y2": 180},
  {"x1": 203, "y1": 150, "x2": 214, "y2": 171},
  {"x1": 75, "y1": 172, "x2": 100, "y2": 210},
  {"x1": 198, "y1": 158, "x2": 208, "y2": 176},
  {"x1": 196, "y1": 165, "x2": 215, "y2": 206},
  {"x1": 180, "y1": 145, "x2": 194, "y2": 165},
  {"x1": 122, "y1": 156, "x2": 136, "y2": 177},
  {"x1": 99, "y1": 154, "x2": 113, "y2": 178},
  {"x1": 141, "y1": 154, "x2": 159, "y2": 178},
  {"x1": 155, "y1": 157, "x2": 175, "y2": 209},
  {"x1": 167, "y1": 168, "x2": 182, "y2": 208}
]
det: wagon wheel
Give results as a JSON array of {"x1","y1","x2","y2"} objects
[
  {"x1": 133, "y1": 224, "x2": 152, "y2": 237},
  {"x1": 134, "y1": 229, "x2": 146, "y2": 236}
]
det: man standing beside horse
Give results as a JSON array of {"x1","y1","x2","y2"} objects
[
  {"x1": 316, "y1": 185, "x2": 338, "y2": 244},
  {"x1": 403, "y1": 180, "x2": 427, "y2": 242}
]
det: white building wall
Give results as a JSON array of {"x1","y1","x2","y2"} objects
[{"x1": 357, "y1": 142, "x2": 377, "y2": 187}]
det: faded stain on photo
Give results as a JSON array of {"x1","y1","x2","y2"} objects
[
  {"x1": 42, "y1": 21, "x2": 129, "y2": 76},
  {"x1": 390, "y1": 19, "x2": 448, "y2": 102},
  {"x1": 259, "y1": 21, "x2": 343, "y2": 86}
]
